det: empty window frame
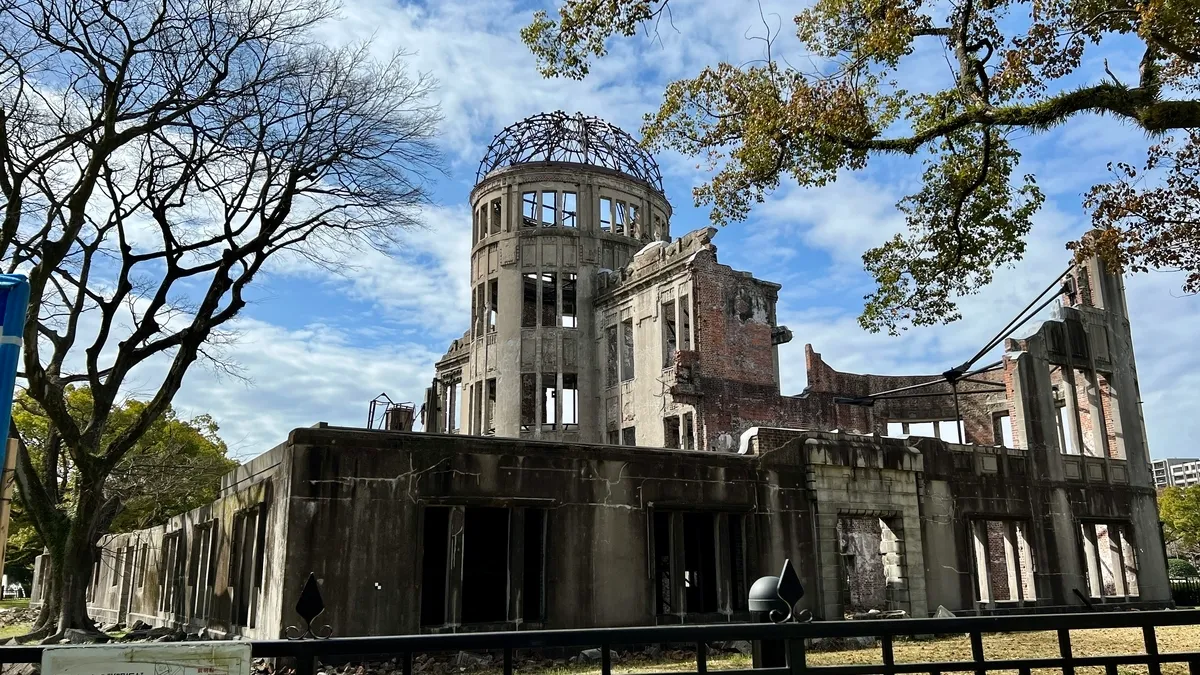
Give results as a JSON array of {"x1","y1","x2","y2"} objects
[
  {"x1": 522, "y1": 192, "x2": 537, "y2": 228},
  {"x1": 620, "y1": 318, "x2": 635, "y2": 382},
  {"x1": 420, "y1": 506, "x2": 451, "y2": 626},
  {"x1": 664, "y1": 416, "x2": 681, "y2": 449},
  {"x1": 520, "y1": 373, "x2": 536, "y2": 432},
  {"x1": 1056, "y1": 405, "x2": 1077, "y2": 455},
  {"x1": 541, "y1": 191, "x2": 557, "y2": 227},
  {"x1": 230, "y1": 504, "x2": 268, "y2": 628},
  {"x1": 190, "y1": 520, "x2": 218, "y2": 619},
  {"x1": 490, "y1": 198, "x2": 502, "y2": 234},
  {"x1": 475, "y1": 207, "x2": 484, "y2": 242},
  {"x1": 485, "y1": 379, "x2": 497, "y2": 434},
  {"x1": 682, "y1": 412, "x2": 695, "y2": 450},
  {"x1": 993, "y1": 412, "x2": 1016, "y2": 448},
  {"x1": 487, "y1": 279, "x2": 498, "y2": 332},
  {"x1": 1081, "y1": 522, "x2": 1139, "y2": 598},
  {"x1": 599, "y1": 197, "x2": 613, "y2": 232},
  {"x1": 607, "y1": 429, "x2": 620, "y2": 445},
  {"x1": 562, "y1": 192, "x2": 578, "y2": 228},
  {"x1": 158, "y1": 532, "x2": 186, "y2": 615},
  {"x1": 522, "y1": 274, "x2": 538, "y2": 328},
  {"x1": 540, "y1": 273, "x2": 557, "y2": 327},
  {"x1": 662, "y1": 298, "x2": 677, "y2": 367},
  {"x1": 137, "y1": 543, "x2": 149, "y2": 588},
  {"x1": 420, "y1": 506, "x2": 548, "y2": 626},
  {"x1": 971, "y1": 520, "x2": 1036, "y2": 603},
  {"x1": 614, "y1": 201, "x2": 627, "y2": 235},
  {"x1": 622, "y1": 426, "x2": 637, "y2": 446},
  {"x1": 629, "y1": 205, "x2": 641, "y2": 238},
  {"x1": 561, "y1": 274, "x2": 577, "y2": 328},
  {"x1": 885, "y1": 420, "x2": 963, "y2": 442},
  {"x1": 543, "y1": 372, "x2": 558, "y2": 430},
  {"x1": 679, "y1": 294, "x2": 692, "y2": 350},
  {"x1": 111, "y1": 547, "x2": 122, "y2": 587},
  {"x1": 652, "y1": 512, "x2": 748, "y2": 616},
  {"x1": 472, "y1": 284, "x2": 483, "y2": 337},
  {"x1": 562, "y1": 374, "x2": 579, "y2": 427},
  {"x1": 606, "y1": 325, "x2": 619, "y2": 386},
  {"x1": 452, "y1": 382, "x2": 463, "y2": 432}
]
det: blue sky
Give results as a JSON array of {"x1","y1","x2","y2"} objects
[{"x1": 162, "y1": 0, "x2": 1200, "y2": 460}]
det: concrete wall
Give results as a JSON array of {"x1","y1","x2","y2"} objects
[{"x1": 36, "y1": 443, "x2": 291, "y2": 640}]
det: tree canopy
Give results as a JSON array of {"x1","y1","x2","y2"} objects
[
  {"x1": 1161, "y1": 485, "x2": 1200, "y2": 563},
  {"x1": 6, "y1": 388, "x2": 237, "y2": 581},
  {"x1": 523, "y1": 0, "x2": 1200, "y2": 334}
]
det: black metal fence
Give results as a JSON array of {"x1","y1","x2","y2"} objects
[
  {"x1": 3, "y1": 610, "x2": 1200, "y2": 674},
  {"x1": 1172, "y1": 578, "x2": 1200, "y2": 607}
]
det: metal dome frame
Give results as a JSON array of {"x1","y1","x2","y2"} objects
[{"x1": 476, "y1": 111, "x2": 665, "y2": 194}]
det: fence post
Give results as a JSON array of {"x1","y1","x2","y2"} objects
[{"x1": 786, "y1": 638, "x2": 806, "y2": 675}]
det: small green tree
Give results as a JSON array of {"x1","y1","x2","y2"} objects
[
  {"x1": 1160, "y1": 486, "x2": 1200, "y2": 563},
  {"x1": 7, "y1": 387, "x2": 237, "y2": 589}
]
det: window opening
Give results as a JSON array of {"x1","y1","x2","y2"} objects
[
  {"x1": 562, "y1": 374, "x2": 578, "y2": 427},
  {"x1": 230, "y1": 504, "x2": 267, "y2": 628},
  {"x1": 606, "y1": 325, "x2": 618, "y2": 386},
  {"x1": 520, "y1": 373, "x2": 536, "y2": 432},
  {"x1": 541, "y1": 191, "x2": 557, "y2": 227},
  {"x1": 679, "y1": 295, "x2": 692, "y2": 350},
  {"x1": 523, "y1": 509, "x2": 547, "y2": 622},
  {"x1": 490, "y1": 198, "x2": 502, "y2": 234},
  {"x1": 629, "y1": 205, "x2": 641, "y2": 238},
  {"x1": 522, "y1": 192, "x2": 537, "y2": 228},
  {"x1": 462, "y1": 507, "x2": 510, "y2": 623},
  {"x1": 972, "y1": 520, "x2": 1036, "y2": 603},
  {"x1": 112, "y1": 548, "x2": 122, "y2": 587},
  {"x1": 663, "y1": 416, "x2": 680, "y2": 449},
  {"x1": 540, "y1": 273, "x2": 557, "y2": 327},
  {"x1": 937, "y1": 420, "x2": 961, "y2": 444},
  {"x1": 522, "y1": 274, "x2": 538, "y2": 328},
  {"x1": 599, "y1": 197, "x2": 612, "y2": 232},
  {"x1": 620, "y1": 318, "x2": 635, "y2": 381},
  {"x1": 485, "y1": 379, "x2": 497, "y2": 434},
  {"x1": 682, "y1": 513, "x2": 718, "y2": 613},
  {"x1": 420, "y1": 506, "x2": 451, "y2": 626},
  {"x1": 543, "y1": 373, "x2": 558, "y2": 429},
  {"x1": 1057, "y1": 405, "x2": 1077, "y2": 454},
  {"x1": 993, "y1": 412, "x2": 1015, "y2": 448},
  {"x1": 452, "y1": 382, "x2": 463, "y2": 432},
  {"x1": 653, "y1": 511, "x2": 673, "y2": 615},
  {"x1": 137, "y1": 543, "x2": 148, "y2": 587},
  {"x1": 1081, "y1": 523, "x2": 1138, "y2": 598},
  {"x1": 614, "y1": 201, "x2": 626, "y2": 235},
  {"x1": 563, "y1": 192, "x2": 577, "y2": 228},
  {"x1": 682, "y1": 412, "x2": 695, "y2": 450},
  {"x1": 662, "y1": 299, "x2": 677, "y2": 367},
  {"x1": 729, "y1": 515, "x2": 748, "y2": 611},
  {"x1": 622, "y1": 426, "x2": 637, "y2": 446},
  {"x1": 487, "y1": 279, "x2": 498, "y2": 332},
  {"x1": 561, "y1": 274, "x2": 577, "y2": 328}
]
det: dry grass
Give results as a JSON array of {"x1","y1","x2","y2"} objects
[{"x1": 499, "y1": 625, "x2": 1200, "y2": 675}]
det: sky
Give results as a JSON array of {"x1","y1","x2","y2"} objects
[{"x1": 153, "y1": 0, "x2": 1200, "y2": 461}]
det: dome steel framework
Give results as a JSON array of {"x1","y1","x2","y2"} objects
[{"x1": 476, "y1": 111, "x2": 664, "y2": 193}]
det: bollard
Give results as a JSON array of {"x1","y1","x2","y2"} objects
[{"x1": 748, "y1": 576, "x2": 787, "y2": 668}]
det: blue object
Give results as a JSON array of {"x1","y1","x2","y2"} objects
[{"x1": 0, "y1": 275, "x2": 30, "y2": 472}]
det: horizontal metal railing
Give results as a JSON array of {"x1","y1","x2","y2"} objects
[{"x1": 3, "y1": 609, "x2": 1200, "y2": 675}]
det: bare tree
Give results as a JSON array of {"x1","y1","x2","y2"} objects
[{"x1": 0, "y1": 0, "x2": 442, "y2": 641}]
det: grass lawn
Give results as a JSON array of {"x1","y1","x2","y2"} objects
[
  {"x1": 0, "y1": 599, "x2": 29, "y2": 611},
  {"x1": 0, "y1": 597, "x2": 32, "y2": 640},
  {"x1": 487, "y1": 624, "x2": 1200, "y2": 675}
]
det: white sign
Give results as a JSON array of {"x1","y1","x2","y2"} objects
[{"x1": 42, "y1": 642, "x2": 252, "y2": 675}]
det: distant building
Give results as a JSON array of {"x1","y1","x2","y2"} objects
[{"x1": 1153, "y1": 458, "x2": 1200, "y2": 488}]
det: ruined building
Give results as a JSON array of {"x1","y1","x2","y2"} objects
[{"x1": 38, "y1": 112, "x2": 1169, "y2": 640}]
